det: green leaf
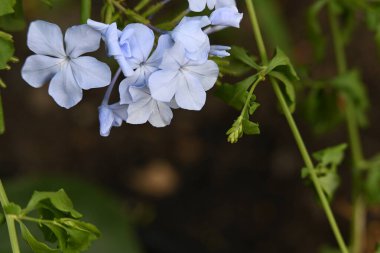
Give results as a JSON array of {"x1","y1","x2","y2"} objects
[
  {"x1": 307, "y1": 0, "x2": 328, "y2": 60},
  {"x1": 20, "y1": 223, "x2": 60, "y2": 253},
  {"x1": 25, "y1": 189, "x2": 82, "y2": 218},
  {"x1": 215, "y1": 74, "x2": 258, "y2": 110},
  {"x1": 269, "y1": 71, "x2": 296, "y2": 112},
  {"x1": 0, "y1": 212, "x2": 5, "y2": 225},
  {"x1": 0, "y1": 31, "x2": 15, "y2": 70},
  {"x1": 0, "y1": 0, "x2": 25, "y2": 31},
  {"x1": 0, "y1": 0, "x2": 16, "y2": 16},
  {"x1": 376, "y1": 242, "x2": 380, "y2": 253},
  {"x1": 330, "y1": 70, "x2": 369, "y2": 127},
  {"x1": 319, "y1": 171, "x2": 340, "y2": 200},
  {"x1": 266, "y1": 47, "x2": 299, "y2": 80},
  {"x1": 313, "y1": 143, "x2": 348, "y2": 168},
  {"x1": 364, "y1": 154, "x2": 380, "y2": 204},
  {"x1": 4, "y1": 202, "x2": 22, "y2": 215},
  {"x1": 230, "y1": 46, "x2": 260, "y2": 69},
  {"x1": 214, "y1": 57, "x2": 251, "y2": 77},
  {"x1": 242, "y1": 118, "x2": 260, "y2": 135}
]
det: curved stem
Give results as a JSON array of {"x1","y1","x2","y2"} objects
[
  {"x1": 80, "y1": 0, "x2": 92, "y2": 24},
  {"x1": 328, "y1": 3, "x2": 366, "y2": 253},
  {"x1": 245, "y1": 1, "x2": 349, "y2": 252},
  {"x1": 102, "y1": 68, "x2": 122, "y2": 105},
  {"x1": 0, "y1": 180, "x2": 21, "y2": 253}
]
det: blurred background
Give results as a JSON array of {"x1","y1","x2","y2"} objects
[{"x1": 1, "y1": 0, "x2": 380, "y2": 252}]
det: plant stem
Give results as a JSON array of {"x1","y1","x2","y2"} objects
[
  {"x1": 0, "y1": 180, "x2": 21, "y2": 253},
  {"x1": 328, "y1": 3, "x2": 366, "y2": 253},
  {"x1": 245, "y1": 1, "x2": 349, "y2": 252},
  {"x1": 112, "y1": 1, "x2": 150, "y2": 24},
  {"x1": 134, "y1": 0, "x2": 151, "y2": 12},
  {"x1": 102, "y1": 67, "x2": 122, "y2": 105},
  {"x1": 80, "y1": 0, "x2": 92, "y2": 24}
]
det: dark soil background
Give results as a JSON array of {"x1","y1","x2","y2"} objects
[{"x1": 1, "y1": 0, "x2": 380, "y2": 252}]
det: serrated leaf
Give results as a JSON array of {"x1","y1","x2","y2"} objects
[
  {"x1": 307, "y1": 0, "x2": 328, "y2": 60},
  {"x1": 266, "y1": 47, "x2": 299, "y2": 80},
  {"x1": 313, "y1": 143, "x2": 348, "y2": 167},
  {"x1": 330, "y1": 70, "x2": 369, "y2": 127},
  {"x1": 0, "y1": 0, "x2": 25, "y2": 31},
  {"x1": 230, "y1": 46, "x2": 260, "y2": 69},
  {"x1": 0, "y1": 0, "x2": 16, "y2": 16},
  {"x1": 215, "y1": 74, "x2": 258, "y2": 110},
  {"x1": 25, "y1": 189, "x2": 82, "y2": 218},
  {"x1": 4, "y1": 202, "x2": 21, "y2": 215},
  {"x1": 0, "y1": 31, "x2": 15, "y2": 70},
  {"x1": 269, "y1": 71, "x2": 296, "y2": 112},
  {"x1": 20, "y1": 223, "x2": 60, "y2": 253}
]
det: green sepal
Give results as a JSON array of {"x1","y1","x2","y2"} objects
[
  {"x1": 0, "y1": 0, "x2": 25, "y2": 31},
  {"x1": 24, "y1": 189, "x2": 82, "y2": 218},
  {"x1": 330, "y1": 70, "x2": 369, "y2": 127},
  {"x1": 215, "y1": 74, "x2": 258, "y2": 111},
  {"x1": 20, "y1": 222, "x2": 60, "y2": 253},
  {"x1": 0, "y1": 0, "x2": 16, "y2": 16}
]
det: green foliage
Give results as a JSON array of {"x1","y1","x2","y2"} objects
[
  {"x1": 364, "y1": 154, "x2": 380, "y2": 204},
  {"x1": 302, "y1": 144, "x2": 347, "y2": 200},
  {"x1": 0, "y1": 31, "x2": 15, "y2": 70},
  {"x1": 20, "y1": 223, "x2": 60, "y2": 253},
  {"x1": 0, "y1": 0, "x2": 16, "y2": 16},
  {"x1": 229, "y1": 46, "x2": 261, "y2": 69},
  {"x1": 307, "y1": 0, "x2": 328, "y2": 60},
  {"x1": 330, "y1": 70, "x2": 369, "y2": 127},
  {"x1": 4, "y1": 202, "x2": 22, "y2": 215},
  {"x1": 0, "y1": 0, "x2": 25, "y2": 31},
  {"x1": 0, "y1": 211, "x2": 5, "y2": 225}
]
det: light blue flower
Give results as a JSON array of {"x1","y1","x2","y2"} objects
[
  {"x1": 210, "y1": 45, "x2": 231, "y2": 57},
  {"x1": 171, "y1": 16, "x2": 211, "y2": 63},
  {"x1": 22, "y1": 20, "x2": 111, "y2": 109},
  {"x1": 210, "y1": 6, "x2": 243, "y2": 28},
  {"x1": 87, "y1": 20, "x2": 155, "y2": 78},
  {"x1": 119, "y1": 34, "x2": 174, "y2": 104},
  {"x1": 149, "y1": 42, "x2": 219, "y2": 111},
  {"x1": 127, "y1": 87, "x2": 174, "y2": 127},
  {"x1": 98, "y1": 102, "x2": 128, "y2": 137}
]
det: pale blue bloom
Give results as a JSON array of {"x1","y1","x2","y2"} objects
[
  {"x1": 22, "y1": 20, "x2": 111, "y2": 109},
  {"x1": 127, "y1": 87, "x2": 173, "y2": 127},
  {"x1": 98, "y1": 102, "x2": 128, "y2": 137},
  {"x1": 149, "y1": 42, "x2": 219, "y2": 111},
  {"x1": 87, "y1": 20, "x2": 155, "y2": 78},
  {"x1": 210, "y1": 6, "x2": 243, "y2": 28},
  {"x1": 119, "y1": 34, "x2": 174, "y2": 104},
  {"x1": 171, "y1": 16, "x2": 211, "y2": 63},
  {"x1": 210, "y1": 45, "x2": 231, "y2": 57}
]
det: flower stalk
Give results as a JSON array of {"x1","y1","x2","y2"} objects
[{"x1": 245, "y1": 1, "x2": 349, "y2": 252}]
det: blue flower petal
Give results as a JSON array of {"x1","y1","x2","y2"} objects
[
  {"x1": 98, "y1": 103, "x2": 128, "y2": 137},
  {"x1": 70, "y1": 56, "x2": 111, "y2": 90},
  {"x1": 27, "y1": 20, "x2": 65, "y2": 58},
  {"x1": 21, "y1": 55, "x2": 63, "y2": 88},
  {"x1": 185, "y1": 60, "x2": 219, "y2": 91},
  {"x1": 175, "y1": 73, "x2": 206, "y2": 111},
  {"x1": 48, "y1": 64, "x2": 83, "y2": 109},
  {"x1": 210, "y1": 6, "x2": 243, "y2": 28},
  {"x1": 65, "y1": 24, "x2": 101, "y2": 58},
  {"x1": 149, "y1": 70, "x2": 179, "y2": 103}
]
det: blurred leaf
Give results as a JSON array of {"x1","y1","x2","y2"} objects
[
  {"x1": 215, "y1": 74, "x2": 258, "y2": 110},
  {"x1": 254, "y1": 0, "x2": 291, "y2": 52},
  {"x1": 266, "y1": 47, "x2": 299, "y2": 80},
  {"x1": 40, "y1": 0, "x2": 54, "y2": 7},
  {"x1": 307, "y1": 0, "x2": 328, "y2": 60},
  {"x1": 0, "y1": 31, "x2": 15, "y2": 70},
  {"x1": 0, "y1": 0, "x2": 16, "y2": 16},
  {"x1": 4, "y1": 202, "x2": 22, "y2": 215},
  {"x1": 376, "y1": 243, "x2": 380, "y2": 253},
  {"x1": 230, "y1": 46, "x2": 260, "y2": 69},
  {"x1": 331, "y1": 70, "x2": 369, "y2": 127},
  {"x1": 20, "y1": 223, "x2": 60, "y2": 253},
  {"x1": 0, "y1": 0, "x2": 25, "y2": 31},
  {"x1": 24, "y1": 189, "x2": 82, "y2": 218},
  {"x1": 242, "y1": 117, "x2": 260, "y2": 135},
  {"x1": 303, "y1": 82, "x2": 344, "y2": 134},
  {"x1": 0, "y1": 212, "x2": 4, "y2": 225},
  {"x1": 303, "y1": 144, "x2": 347, "y2": 200},
  {"x1": 364, "y1": 154, "x2": 380, "y2": 204},
  {"x1": 320, "y1": 245, "x2": 341, "y2": 253}
]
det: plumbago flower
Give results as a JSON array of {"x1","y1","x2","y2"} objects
[
  {"x1": 21, "y1": 1, "x2": 243, "y2": 136},
  {"x1": 22, "y1": 20, "x2": 111, "y2": 108}
]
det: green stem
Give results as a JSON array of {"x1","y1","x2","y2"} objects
[
  {"x1": 328, "y1": 3, "x2": 366, "y2": 253},
  {"x1": 112, "y1": 1, "x2": 150, "y2": 24},
  {"x1": 0, "y1": 180, "x2": 21, "y2": 253},
  {"x1": 134, "y1": 0, "x2": 151, "y2": 12},
  {"x1": 245, "y1": 1, "x2": 349, "y2": 252},
  {"x1": 80, "y1": 0, "x2": 92, "y2": 24}
]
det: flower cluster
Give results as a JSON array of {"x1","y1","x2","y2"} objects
[{"x1": 21, "y1": 0, "x2": 243, "y2": 136}]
